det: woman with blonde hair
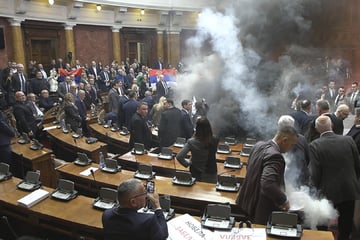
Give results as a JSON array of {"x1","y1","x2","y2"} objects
[{"x1": 150, "y1": 96, "x2": 167, "y2": 126}]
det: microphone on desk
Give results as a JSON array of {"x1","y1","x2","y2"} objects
[
  {"x1": 217, "y1": 169, "x2": 236, "y2": 183},
  {"x1": 73, "y1": 138, "x2": 77, "y2": 145},
  {"x1": 90, "y1": 169, "x2": 99, "y2": 189}
]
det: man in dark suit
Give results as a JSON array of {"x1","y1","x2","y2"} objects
[
  {"x1": 102, "y1": 178, "x2": 168, "y2": 240},
  {"x1": 324, "y1": 80, "x2": 336, "y2": 111},
  {"x1": 155, "y1": 74, "x2": 168, "y2": 103},
  {"x1": 347, "y1": 108, "x2": 360, "y2": 153},
  {"x1": 11, "y1": 63, "x2": 28, "y2": 95},
  {"x1": 290, "y1": 99, "x2": 312, "y2": 135},
  {"x1": 57, "y1": 76, "x2": 72, "y2": 99},
  {"x1": 309, "y1": 115, "x2": 360, "y2": 240},
  {"x1": 98, "y1": 66, "x2": 111, "y2": 93},
  {"x1": 153, "y1": 56, "x2": 163, "y2": 70},
  {"x1": 347, "y1": 82, "x2": 360, "y2": 114},
  {"x1": 38, "y1": 89, "x2": 57, "y2": 112},
  {"x1": 122, "y1": 91, "x2": 138, "y2": 129},
  {"x1": 13, "y1": 91, "x2": 38, "y2": 138},
  {"x1": 129, "y1": 102, "x2": 152, "y2": 150},
  {"x1": 328, "y1": 104, "x2": 350, "y2": 135},
  {"x1": 158, "y1": 99, "x2": 182, "y2": 148},
  {"x1": 88, "y1": 60, "x2": 101, "y2": 81},
  {"x1": 180, "y1": 99, "x2": 194, "y2": 140},
  {"x1": 75, "y1": 90, "x2": 89, "y2": 136},
  {"x1": 236, "y1": 125, "x2": 298, "y2": 224},
  {"x1": 29, "y1": 70, "x2": 50, "y2": 96}
]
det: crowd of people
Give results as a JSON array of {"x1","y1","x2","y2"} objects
[{"x1": 1, "y1": 57, "x2": 360, "y2": 239}]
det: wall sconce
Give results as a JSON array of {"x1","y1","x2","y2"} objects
[
  {"x1": 96, "y1": 4, "x2": 102, "y2": 11},
  {"x1": 140, "y1": 9, "x2": 145, "y2": 15},
  {"x1": 48, "y1": 0, "x2": 54, "y2": 5}
]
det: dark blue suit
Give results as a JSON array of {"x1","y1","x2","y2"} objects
[
  {"x1": 180, "y1": 109, "x2": 193, "y2": 139},
  {"x1": 123, "y1": 99, "x2": 138, "y2": 129},
  {"x1": 75, "y1": 97, "x2": 88, "y2": 135},
  {"x1": 102, "y1": 208, "x2": 168, "y2": 240}
]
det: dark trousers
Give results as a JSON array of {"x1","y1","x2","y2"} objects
[{"x1": 335, "y1": 200, "x2": 355, "y2": 240}]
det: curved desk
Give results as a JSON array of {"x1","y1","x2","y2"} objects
[
  {"x1": 46, "y1": 127, "x2": 107, "y2": 163},
  {"x1": 56, "y1": 163, "x2": 240, "y2": 216},
  {"x1": 116, "y1": 151, "x2": 247, "y2": 180},
  {"x1": 0, "y1": 177, "x2": 333, "y2": 240}
]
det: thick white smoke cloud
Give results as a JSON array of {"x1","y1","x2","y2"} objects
[{"x1": 173, "y1": 0, "x2": 340, "y2": 228}]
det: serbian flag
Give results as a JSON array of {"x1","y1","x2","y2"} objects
[
  {"x1": 58, "y1": 68, "x2": 83, "y2": 84},
  {"x1": 149, "y1": 68, "x2": 177, "y2": 83}
]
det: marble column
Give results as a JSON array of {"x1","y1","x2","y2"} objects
[{"x1": 8, "y1": 18, "x2": 25, "y2": 67}]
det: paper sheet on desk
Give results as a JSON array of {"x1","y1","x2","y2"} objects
[
  {"x1": 43, "y1": 125, "x2": 58, "y2": 131},
  {"x1": 167, "y1": 214, "x2": 266, "y2": 240},
  {"x1": 80, "y1": 167, "x2": 98, "y2": 176}
]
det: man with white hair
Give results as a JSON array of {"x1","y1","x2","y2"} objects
[
  {"x1": 278, "y1": 115, "x2": 310, "y2": 188},
  {"x1": 309, "y1": 115, "x2": 360, "y2": 240},
  {"x1": 329, "y1": 104, "x2": 350, "y2": 135}
]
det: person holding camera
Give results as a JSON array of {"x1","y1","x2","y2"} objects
[{"x1": 102, "y1": 178, "x2": 168, "y2": 240}]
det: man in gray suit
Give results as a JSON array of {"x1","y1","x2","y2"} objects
[{"x1": 309, "y1": 115, "x2": 360, "y2": 240}]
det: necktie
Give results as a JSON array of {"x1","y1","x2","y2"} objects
[
  {"x1": 66, "y1": 83, "x2": 70, "y2": 93},
  {"x1": 162, "y1": 81, "x2": 168, "y2": 95},
  {"x1": 351, "y1": 92, "x2": 356, "y2": 104},
  {"x1": 20, "y1": 74, "x2": 25, "y2": 92},
  {"x1": 335, "y1": 95, "x2": 339, "y2": 105}
]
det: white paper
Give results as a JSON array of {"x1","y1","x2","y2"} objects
[
  {"x1": 80, "y1": 167, "x2": 98, "y2": 176},
  {"x1": 17, "y1": 189, "x2": 50, "y2": 208}
]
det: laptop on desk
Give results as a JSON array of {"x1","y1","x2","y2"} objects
[
  {"x1": 217, "y1": 144, "x2": 231, "y2": 154},
  {"x1": 101, "y1": 158, "x2": 121, "y2": 173},
  {"x1": 240, "y1": 146, "x2": 252, "y2": 157},
  {"x1": 244, "y1": 138, "x2": 256, "y2": 147},
  {"x1": 173, "y1": 137, "x2": 186, "y2": 148},
  {"x1": 134, "y1": 164, "x2": 155, "y2": 180},
  {"x1": 172, "y1": 171, "x2": 195, "y2": 186},
  {"x1": 201, "y1": 204, "x2": 235, "y2": 230},
  {"x1": 93, "y1": 187, "x2": 118, "y2": 210},
  {"x1": 158, "y1": 147, "x2": 173, "y2": 160},
  {"x1": 224, "y1": 137, "x2": 236, "y2": 145},
  {"x1": 74, "y1": 152, "x2": 92, "y2": 166},
  {"x1": 266, "y1": 211, "x2": 302, "y2": 238},
  {"x1": 216, "y1": 175, "x2": 240, "y2": 192},
  {"x1": 17, "y1": 171, "x2": 41, "y2": 191},
  {"x1": 0, "y1": 163, "x2": 12, "y2": 181},
  {"x1": 131, "y1": 143, "x2": 146, "y2": 155},
  {"x1": 51, "y1": 179, "x2": 77, "y2": 201},
  {"x1": 224, "y1": 156, "x2": 243, "y2": 169}
]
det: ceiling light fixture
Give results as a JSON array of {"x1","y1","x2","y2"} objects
[
  {"x1": 140, "y1": 9, "x2": 145, "y2": 15},
  {"x1": 96, "y1": 4, "x2": 102, "y2": 11},
  {"x1": 48, "y1": 0, "x2": 54, "y2": 5}
]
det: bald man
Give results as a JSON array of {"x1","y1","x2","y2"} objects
[{"x1": 310, "y1": 115, "x2": 360, "y2": 240}]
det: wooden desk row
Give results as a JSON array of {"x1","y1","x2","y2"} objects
[
  {"x1": 10, "y1": 139, "x2": 56, "y2": 188},
  {"x1": 56, "y1": 162, "x2": 240, "y2": 216},
  {"x1": 46, "y1": 126, "x2": 108, "y2": 163},
  {"x1": 116, "y1": 151, "x2": 248, "y2": 180},
  {"x1": 0, "y1": 177, "x2": 333, "y2": 240}
]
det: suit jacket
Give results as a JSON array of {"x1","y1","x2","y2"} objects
[
  {"x1": 236, "y1": 140, "x2": 287, "y2": 224},
  {"x1": 0, "y1": 110, "x2": 15, "y2": 146},
  {"x1": 29, "y1": 77, "x2": 49, "y2": 96},
  {"x1": 129, "y1": 112, "x2": 152, "y2": 150},
  {"x1": 64, "y1": 102, "x2": 81, "y2": 131},
  {"x1": 108, "y1": 88, "x2": 120, "y2": 114},
  {"x1": 88, "y1": 66, "x2": 101, "y2": 79},
  {"x1": 117, "y1": 95, "x2": 129, "y2": 127},
  {"x1": 13, "y1": 102, "x2": 37, "y2": 134},
  {"x1": 102, "y1": 208, "x2": 168, "y2": 240},
  {"x1": 98, "y1": 71, "x2": 111, "y2": 92},
  {"x1": 158, "y1": 107, "x2": 182, "y2": 147},
  {"x1": 290, "y1": 110, "x2": 312, "y2": 135},
  {"x1": 155, "y1": 81, "x2": 168, "y2": 99},
  {"x1": 58, "y1": 82, "x2": 70, "y2": 99},
  {"x1": 38, "y1": 96, "x2": 55, "y2": 112},
  {"x1": 12, "y1": 72, "x2": 28, "y2": 94},
  {"x1": 328, "y1": 113, "x2": 344, "y2": 135},
  {"x1": 75, "y1": 98, "x2": 87, "y2": 121},
  {"x1": 123, "y1": 99, "x2": 138, "y2": 129},
  {"x1": 180, "y1": 109, "x2": 194, "y2": 139},
  {"x1": 309, "y1": 132, "x2": 360, "y2": 205},
  {"x1": 347, "y1": 125, "x2": 360, "y2": 153},
  {"x1": 347, "y1": 90, "x2": 360, "y2": 113}
]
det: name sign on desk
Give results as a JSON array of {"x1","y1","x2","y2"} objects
[{"x1": 167, "y1": 214, "x2": 266, "y2": 240}]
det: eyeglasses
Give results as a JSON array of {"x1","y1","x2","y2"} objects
[{"x1": 130, "y1": 190, "x2": 147, "y2": 199}]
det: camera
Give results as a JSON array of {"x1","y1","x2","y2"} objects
[{"x1": 146, "y1": 180, "x2": 155, "y2": 193}]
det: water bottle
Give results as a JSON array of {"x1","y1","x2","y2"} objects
[{"x1": 99, "y1": 151, "x2": 105, "y2": 168}]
